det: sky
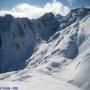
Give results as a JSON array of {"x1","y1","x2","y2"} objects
[
  {"x1": 0, "y1": 0, "x2": 90, "y2": 10},
  {"x1": 0, "y1": 0, "x2": 90, "y2": 19}
]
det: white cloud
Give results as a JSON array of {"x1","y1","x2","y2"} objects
[{"x1": 0, "y1": 1, "x2": 70, "y2": 19}]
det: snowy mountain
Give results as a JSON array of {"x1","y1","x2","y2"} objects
[
  {"x1": 0, "y1": 7, "x2": 90, "y2": 90},
  {"x1": 0, "y1": 12, "x2": 59, "y2": 73}
]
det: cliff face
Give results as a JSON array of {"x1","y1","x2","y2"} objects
[{"x1": 0, "y1": 13, "x2": 59, "y2": 73}]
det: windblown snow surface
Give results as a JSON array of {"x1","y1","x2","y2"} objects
[{"x1": 0, "y1": 8, "x2": 90, "y2": 90}]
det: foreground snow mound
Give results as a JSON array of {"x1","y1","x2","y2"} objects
[{"x1": 0, "y1": 76, "x2": 82, "y2": 90}]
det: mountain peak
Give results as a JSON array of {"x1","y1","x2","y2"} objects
[
  {"x1": 38, "y1": 12, "x2": 55, "y2": 23},
  {"x1": 68, "y1": 7, "x2": 90, "y2": 18}
]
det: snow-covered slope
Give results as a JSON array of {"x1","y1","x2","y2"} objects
[
  {"x1": 69, "y1": 15, "x2": 90, "y2": 90},
  {"x1": 0, "y1": 75, "x2": 82, "y2": 90},
  {"x1": 0, "y1": 7, "x2": 90, "y2": 90}
]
